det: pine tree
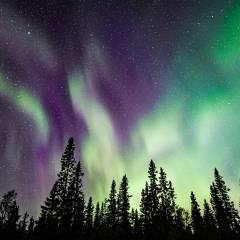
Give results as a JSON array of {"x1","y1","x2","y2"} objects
[
  {"x1": 57, "y1": 137, "x2": 77, "y2": 227},
  {"x1": 140, "y1": 182, "x2": 150, "y2": 235},
  {"x1": 118, "y1": 175, "x2": 131, "y2": 234},
  {"x1": 132, "y1": 209, "x2": 142, "y2": 239},
  {"x1": 175, "y1": 207, "x2": 192, "y2": 240},
  {"x1": 18, "y1": 212, "x2": 29, "y2": 237},
  {"x1": 37, "y1": 181, "x2": 60, "y2": 233},
  {"x1": 210, "y1": 168, "x2": 240, "y2": 238},
  {"x1": 203, "y1": 199, "x2": 218, "y2": 239},
  {"x1": 0, "y1": 190, "x2": 20, "y2": 234},
  {"x1": 106, "y1": 180, "x2": 117, "y2": 228},
  {"x1": 85, "y1": 197, "x2": 94, "y2": 233},
  {"x1": 175, "y1": 207, "x2": 185, "y2": 230},
  {"x1": 190, "y1": 192, "x2": 203, "y2": 239},
  {"x1": 158, "y1": 167, "x2": 176, "y2": 223},
  {"x1": 94, "y1": 202, "x2": 101, "y2": 229},
  {"x1": 148, "y1": 160, "x2": 158, "y2": 221},
  {"x1": 27, "y1": 217, "x2": 35, "y2": 240},
  {"x1": 156, "y1": 167, "x2": 176, "y2": 239},
  {"x1": 99, "y1": 199, "x2": 107, "y2": 227},
  {"x1": 36, "y1": 137, "x2": 78, "y2": 236},
  {"x1": 70, "y1": 161, "x2": 85, "y2": 232}
]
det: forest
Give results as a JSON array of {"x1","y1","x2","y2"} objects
[{"x1": 0, "y1": 137, "x2": 239, "y2": 240}]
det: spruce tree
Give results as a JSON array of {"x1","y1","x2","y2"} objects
[
  {"x1": 106, "y1": 180, "x2": 117, "y2": 228},
  {"x1": 70, "y1": 161, "x2": 85, "y2": 232},
  {"x1": 158, "y1": 167, "x2": 176, "y2": 223},
  {"x1": 190, "y1": 192, "x2": 203, "y2": 239},
  {"x1": 18, "y1": 212, "x2": 28, "y2": 237},
  {"x1": 175, "y1": 207, "x2": 192, "y2": 240},
  {"x1": 148, "y1": 160, "x2": 158, "y2": 221},
  {"x1": 85, "y1": 197, "x2": 94, "y2": 233},
  {"x1": 118, "y1": 175, "x2": 131, "y2": 234},
  {"x1": 27, "y1": 217, "x2": 35, "y2": 240},
  {"x1": 37, "y1": 137, "x2": 78, "y2": 235},
  {"x1": 37, "y1": 181, "x2": 60, "y2": 233},
  {"x1": 157, "y1": 167, "x2": 176, "y2": 239},
  {"x1": 0, "y1": 190, "x2": 20, "y2": 234},
  {"x1": 203, "y1": 199, "x2": 218, "y2": 239},
  {"x1": 57, "y1": 137, "x2": 77, "y2": 226},
  {"x1": 94, "y1": 202, "x2": 101, "y2": 229},
  {"x1": 210, "y1": 168, "x2": 240, "y2": 238},
  {"x1": 140, "y1": 182, "x2": 150, "y2": 236},
  {"x1": 99, "y1": 199, "x2": 107, "y2": 227},
  {"x1": 175, "y1": 207, "x2": 185, "y2": 230},
  {"x1": 132, "y1": 209, "x2": 142, "y2": 239}
]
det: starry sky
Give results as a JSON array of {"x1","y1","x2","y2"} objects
[{"x1": 0, "y1": 0, "x2": 240, "y2": 216}]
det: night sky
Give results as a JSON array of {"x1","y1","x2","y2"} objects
[{"x1": 0, "y1": 0, "x2": 239, "y2": 217}]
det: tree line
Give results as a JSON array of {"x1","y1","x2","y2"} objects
[{"x1": 0, "y1": 137, "x2": 239, "y2": 240}]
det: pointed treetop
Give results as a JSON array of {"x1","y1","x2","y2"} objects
[
  {"x1": 111, "y1": 179, "x2": 116, "y2": 187},
  {"x1": 68, "y1": 137, "x2": 74, "y2": 145},
  {"x1": 148, "y1": 160, "x2": 157, "y2": 173},
  {"x1": 149, "y1": 159, "x2": 155, "y2": 167}
]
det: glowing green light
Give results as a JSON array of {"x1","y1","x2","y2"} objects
[{"x1": 0, "y1": 73, "x2": 49, "y2": 141}]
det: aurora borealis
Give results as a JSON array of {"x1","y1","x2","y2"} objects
[{"x1": 0, "y1": 0, "x2": 240, "y2": 216}]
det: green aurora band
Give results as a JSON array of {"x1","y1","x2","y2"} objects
[
  {"x1": 68, "y1": 4, "x2": 240, "y2": 210},
  {"x1": 0, "y1": 73, "x2": 49, "y2": 142}
]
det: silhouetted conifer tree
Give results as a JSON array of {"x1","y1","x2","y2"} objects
[
  {"x1": 57, "y1": 137, "x2": 76, "y2": 228},
  {"x1": 157, "y1": 167, "x2": 176, "y2": 239},
  {"x1": 118, "y1": 175, "x2": 131, "y2": 236},
  {"x1": 106, "y1": 180, "x2": 117, "y2": 228},
  {"x1": 36, "y1": 137, "x2": 80, "y2": 238},
  {"x1": 158, "y1": 168, "x2": 176, "y2": 221},
  {"x1": 148, "y1": 160, "x2": 158, "y2": 221},
  {"x1": 203, "y1": 199, "x2": 218, "y2": 239},
  {"x1": 70, "y1": 161, "x2": 85, "y2": 233},
  {"x1": 18, "y1": 212, "x2": 28, "y2": 237},
  {"x1": 27, "y1": 217, "x2": 35, "y2": 240},
  {"x1": 85, "y1": 197, "x2": 94, "y2": 233},
  {"x1": 132, "y1": 209, "x2": 142, "y2": 239},
  {"x1": 210, "y1": 168, "x2": 240, "y2": 238},
  {"x1": 99, "y1": 199, "x2": 107, "y2": 227},
  {"x1": 175, "y1": 207, "x2": 185, "y2": 231},
  {"x1": 94, "y1": 202, "x2": 101, "y2": 228},
  {"x1": 174, "y1": 207, "x2": 192, "y2": 239},
  {"x1": 140, "y1": 182, "x2": 150, "y2": 238},
  {"x1": 37, "y1": 181, "x2": 60, "y2": 234},
  {"x1": 0, "y1": 190, "x2": 20, "y2": 239},
  {"x1": 190, "y1": 192, "x2": 203, "y2": 239},
  {"x1": 91, "y1": 201, "x2": 103, "y2": 239}
]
